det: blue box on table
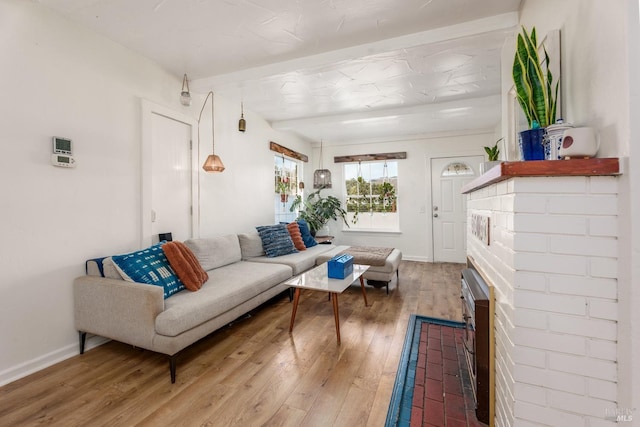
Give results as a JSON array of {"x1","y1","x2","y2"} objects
[{"x1": 327, "y1": 254, "x2": 354, "y2": 279}]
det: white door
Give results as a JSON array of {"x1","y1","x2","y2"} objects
[
  {"x1": 431, "y1": 156, "x2": 482, "y2": 263},
  {"x1": 150, "y1": 113, "x2": 193, "y2": 243}
]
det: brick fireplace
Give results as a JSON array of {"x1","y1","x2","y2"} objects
[{"x1": 462, "y1": 159, "x2": 620, "y2": 426}]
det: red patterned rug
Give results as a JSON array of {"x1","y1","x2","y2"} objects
[{"x1": 386, "y1": 315, "x2": 487, "y2": 427}]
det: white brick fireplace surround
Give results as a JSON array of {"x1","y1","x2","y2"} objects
[{"x1": 463, "y1": 159, "x2": 621, "y2": 427}]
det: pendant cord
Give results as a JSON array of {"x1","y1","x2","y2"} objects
[
  {"x1": 182, "y1": 74, "x2": 189, "y2": 92},
  {"x1": 197, "y1": 92, "x2": 215, "y2": 153}
]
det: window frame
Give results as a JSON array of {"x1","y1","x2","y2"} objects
[
  {"x1": 343, "y1": 160, "x2": 400, "y2": 233},
  {"x1": 274, "y1": 155, "x2": 303, "y2": 224}
]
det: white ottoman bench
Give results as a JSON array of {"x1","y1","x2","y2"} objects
[{"x1": 315, "y1": 245, "x2": 402, "y2": 294}]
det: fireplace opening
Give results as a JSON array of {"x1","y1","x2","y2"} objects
[{"x1": 461, "y1": 261, "x2": 494, "y2": 425}]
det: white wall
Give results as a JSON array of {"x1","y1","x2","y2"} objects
[
  {"x1": 518, "y1": 0, "x2": 639, "y2": 417},
  {"x1": 519, "y1": 1, "x2": 629, "y2": 157},
  {"x1": 310, "y1": 132, "x2": 494, "y2": 261},
  {"x1": 196, "y1": 93, "x2": 312, "y2": 237},
  {"x1": 0, "y1": 0, "x2": 310, "y2": 385}
]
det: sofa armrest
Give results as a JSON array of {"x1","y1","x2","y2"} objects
[{"x1": 73, "y1": 276, "x2": 164, "y2": 352}]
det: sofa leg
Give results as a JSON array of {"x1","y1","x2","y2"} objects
[
  {"x1": 386, "y1": 282, "x2": 390, "y2": 295},
  {"x1": 288, "y1": 287, "x2": 294, "y2": 302},
  {"x1": 79, "y1": 331, "x2": 87, "y2": 354},
  {"x1": 169, "y1": 355, "x2": 177, "y2": 384}
]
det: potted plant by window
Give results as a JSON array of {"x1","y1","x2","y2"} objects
[
  {"x1": 378, "y1": 182, "x2": 397, "y2": 213},
  {"x1": 290, "y1": 189, "x2": 349, "y2": 236},
  {"x1": 276, "y1": 178, "x2": 290, "y2": 202},
  {"x1": 513, "y1": 26, "x2": 559, "y2": 160}
]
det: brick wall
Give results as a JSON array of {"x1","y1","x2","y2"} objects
[{"x1": 467, "y1": 176, "x2": 619, "y2": 426}]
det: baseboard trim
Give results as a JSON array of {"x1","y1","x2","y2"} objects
[
  {"x1": 0, "y1": 335, "x2": 109, "y2": 387},
  {"x1": 401, "y1": 255, "x2": 431, "y2": 263}
]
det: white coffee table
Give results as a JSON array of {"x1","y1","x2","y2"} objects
[{"x1": 285, "y1": 263, "x2": 369, "y2": 344}]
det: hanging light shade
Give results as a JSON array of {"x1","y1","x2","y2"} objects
[
  {"x1": 238, "y1": 101, "x2": 246, "y2": 132},
  {"x1": 198, "y1": 91, "x2": 225, "y2": 173},
  {"x1": 180, "y1": 74, "x2": 191, "y2": 106},
  {"x1": 202, "y1": 154, "x2": 225, "y2": 172},
  {"x1": 313, "y1": 139, "x2": 332, "y2": 188}
]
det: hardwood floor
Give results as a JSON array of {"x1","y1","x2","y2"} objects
[{"x1": 0, "y1": 261, "x2": 464, "y2": 427}]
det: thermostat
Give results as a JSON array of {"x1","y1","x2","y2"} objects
[
  {"x1": 51, "y1": 153, "x2": 76, "y2": 168},
  {"x1": 53, "y1": 137, "x2": 73, "y2": 155}
]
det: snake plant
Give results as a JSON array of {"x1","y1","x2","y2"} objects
[{"x1": 513, "y1": 26, "x2": 559, "y2": 128}]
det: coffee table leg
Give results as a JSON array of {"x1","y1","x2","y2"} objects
[
  {"x1": 289, "y1": 288, "x2": 301, "y2": 333},
  {"x1": 331, "y1": 293, "x2": 341, "y2": 345},
  {"x1": 359, "y1": 276, "x2": 369, "y2": 307}
]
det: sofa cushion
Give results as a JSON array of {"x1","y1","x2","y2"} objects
[
  {"x1": 155, "y1": 261, "x2": 292, "y2": 337},
  {"x1": 256, "y1": 224, "x2": 297, "y2": 258},
  {"x1": 286, "y1": 222, "x2": 306, "y2": 251},
  {"x1": 184, "y1": 235, "x2": 242, "y2": 271},
  {"x1": 296, "y1": 219, "x2": 317, "y2": 248},
  {"x1": 162, "y1": 241, "x2": 208, "y2": 291},
  {"x1": 85, "y1": 257, "x2": 107, "y2": 277},
  {"x1": 248, "y1": 243, "x2": 336, "y2": 275},
  {"x1": 111, "y1": 243, "x2": 185, "y2": 299},
  {"x1": 238, "y1": 231, "x2": 266, "y2": 259},
  {"x1": 102, "y1": 257, "x2": 123, "y2": 280}
]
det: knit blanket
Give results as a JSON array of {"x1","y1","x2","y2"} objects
[{"x1": 339, "y1": 246, "x2": 393, "y2": 266}]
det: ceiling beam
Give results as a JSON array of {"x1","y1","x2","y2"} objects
[
  {"x1": 191, "y1": 12, "x2": 518, "y2": 91},
  {"x1": 270, "y1": 95, "x2": 501, "y2": 131}
]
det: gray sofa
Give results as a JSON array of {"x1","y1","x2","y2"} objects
[{"x1": 73, "y1": 232, "x2": 340, "y2": 382}]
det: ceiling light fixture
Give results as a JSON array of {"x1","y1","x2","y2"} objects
[
  {"x1": 313, "y1": 139, "x2": 332, "y2": 188},
  {"x1": 199, "y1": 91, "x2": 225, "y2": 173},
  {"x1": 238, "y1": 101, "x2": 246, "y2": 132},
  {"x1": 180, "y1": 74, "x2": 191, "y2": 106}
]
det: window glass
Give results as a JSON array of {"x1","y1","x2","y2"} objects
[
  {"x1": 274, "y1": 155, "x2": 302, "y2": 224},
  {"x1": 344, "y1": 161, "x2": 399, "y2": 231},
  {"x1": 442, "y1": 162, "x2": 473, "y2": 176}
]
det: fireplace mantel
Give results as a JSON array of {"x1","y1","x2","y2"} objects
[{"x1": 462, "y1": 158, "x2": 620, "y2": 194}]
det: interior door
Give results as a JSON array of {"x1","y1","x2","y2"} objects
[
  {"x1": 431, "y1": 156, "x2": 482, "y2": 263},
  {"x1": 150, "y1": 112, "x2": 193, "y2": 243}
]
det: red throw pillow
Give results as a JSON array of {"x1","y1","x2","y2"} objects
[
  {"x1": 286, "y1": 222, "x2": 306, "y2": 251},
  {"x1": 162, "y1": 241, "x2": 209, "y2": 291}
]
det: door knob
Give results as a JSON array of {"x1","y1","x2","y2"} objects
[
  {"x1": 433, "y1": 206, "x2": 439, "y2": 211},
  {"x1": 433, "y1": 213, "x2": 439, "y2": 218}
]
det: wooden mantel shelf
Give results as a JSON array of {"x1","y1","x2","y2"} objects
[{"x1": 462, "y1": 158, "x2": 620, "y2": 194}]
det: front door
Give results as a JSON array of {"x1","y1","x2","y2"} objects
[{"x1": 431, "y1": 156, "x2": 482, "y2": 263}]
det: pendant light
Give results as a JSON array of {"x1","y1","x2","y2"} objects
[
  {"x1": 313, "y1": 139, "x2": 332, "y2": 188},
  {"x1": 238, "y1": 101, "x2": 246, "y2": 132},
  {"x1": 199, "y1": 91, "x2": 225, "y2": 172},
  {"x1": 180, "y1": 74, "x2": 191, "y2": 106}
]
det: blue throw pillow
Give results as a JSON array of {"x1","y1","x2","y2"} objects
[
  {"x1": 297, "y1": 219, "x2": 317, "y2": 248},
  {"x1": 112, "y1": 242, "x2": 185, "y2": 299},
  {"x1": 256, "y1": 224, "x2": 298, "y2": 257}
]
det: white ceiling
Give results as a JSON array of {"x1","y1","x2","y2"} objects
[{"x1": 38, "y1": 0, "x2": 521, "y2": 144}]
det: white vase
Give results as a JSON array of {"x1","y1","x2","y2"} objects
[{"x1": 480, "y1": 161, "x2": 501, "y2": 175}]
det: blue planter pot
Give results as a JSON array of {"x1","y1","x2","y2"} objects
[{"x1": 519, "y1": 128, "x2": 546, "y2": 160}]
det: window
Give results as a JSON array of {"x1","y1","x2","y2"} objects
[
  {"x1": 344, "y1": 161, "x2": 399, "y2": 231},
  {"x1": 274, "y1": 155, "x2": 302, "y2": 224},
  {"x1": 442, "y1": 162, "x2": 474, "y2": 176}
]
